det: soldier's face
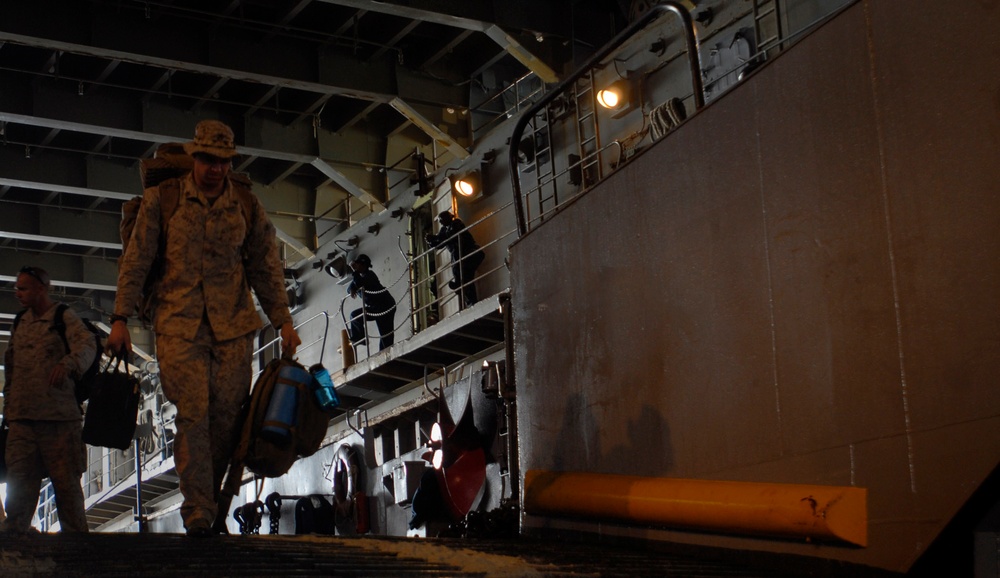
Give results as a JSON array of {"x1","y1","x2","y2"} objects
[
  {"x1": 192, "y1": 153, "x2": 232, "y2": 194},
  {"x1": 14, "y1": 273, "x2": 45, "y2": 309}
]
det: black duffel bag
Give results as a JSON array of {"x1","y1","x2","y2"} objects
[{"x1": 82, "y1": 355, "x2": 140, "y2": 450}]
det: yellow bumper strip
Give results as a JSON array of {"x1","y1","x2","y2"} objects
[{"x1": 523, "y1": 470, "x2": 867, "y2": 547}]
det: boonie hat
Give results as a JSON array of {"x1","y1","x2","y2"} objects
[{"x1": 183, "y1": 120, "x2": 238, "y2": 159}]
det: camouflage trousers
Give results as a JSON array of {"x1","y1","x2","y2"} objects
[
  {"x1": 2, "y1": 419, "x2": 88, "y2": 533},
  {"x1": 157, "y1": 322, "x2": 253, "y2": 531}
]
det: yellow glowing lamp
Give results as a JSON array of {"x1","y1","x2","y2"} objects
[
  {"x1": 448, "y1": 169, "x2": 482, "y2": 197},
  {"x1": 597, "y1": 79, "x2": 632, "y2": 112},
  {"x1": 454, "y1": 178, "x2": 477, "y2": 196},
  {"x1": 597, "y1": 88, "x2": 622, "y2": 109}
]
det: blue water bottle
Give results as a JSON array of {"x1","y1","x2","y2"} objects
[
  {"x1": 261, "y1": 365, "x2": 309, "y2": 443},
  {"x1": 309, "y1": 363, "x2": 340, "y2": 411}
]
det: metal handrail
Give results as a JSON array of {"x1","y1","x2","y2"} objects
[
  {"x1": 519, "y1": 140, "x2": 624, "y2": 231},
  {"x1": 508, "y1": 2, "x2": 704, "y2": 237},
  {"x1": 253, "y1": 310, "x2": 331, "y2": 370},
  {"x1": 471, "y1": 72, "x2": 546, "y2": 140}
]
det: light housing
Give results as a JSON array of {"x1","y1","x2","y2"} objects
[
  {"x1": 323, "y1": 252, "x2": 348, "y2": 279},
  {"x1": 448, "y1": 170, "x2": 482, "y2": 197},
  {"x1": 597, "y1": 79, "x2": 631, "y2": 111}
]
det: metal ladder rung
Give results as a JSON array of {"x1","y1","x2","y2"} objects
[
  {"x1": 754, "y1": 6, "x2": 776, "y2": 19},
  {"x1": 752, "y1": 0, "x2": 783, "y2": 56}
]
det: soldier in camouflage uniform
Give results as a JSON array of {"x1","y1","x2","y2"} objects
[
  {"x1": 106, "y1": 120, "x2": 301, "y2": 537},
  {"x1": 2, "y1": 266, "x2": 95, "y2": 533}
]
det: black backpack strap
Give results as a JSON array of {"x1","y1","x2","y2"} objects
[{"x1": 52, "y1": 303, "x2": 71, "y2": 354}]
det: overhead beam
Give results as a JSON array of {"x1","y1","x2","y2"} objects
[
  {"x1": 315, "y1": 0, "x2": 558, "y2": 82},
  {"x1": 0, "y1": 111, "x2": 177, "y2": 149},
  {"x1": 389, "y1": 98, "x2": 469, "y2": 160},
  {"x1": 0, "y1": 177, "x2": 135, "y2": 201},
  {"x1": 0, "y1": 32, "x2": 474, "y2": 158},
  {"x1": 142, "y1": 70, "x2": 173, "y2": 105},
  {"x1": 0, "y1": 32, "x2": 392, "y2": 101},
  {"x1": 0, "y1": 231, "x2": 121, "y2": 251},
  {"x1": 0, "y1": 113, "x2": 378, "y2": 204},
  {"x1": 0, "y1": 275, "x2": 116, "y2": 293},
  {"x1": 482, "y1": 24, "x2": 558, "y2": 83},
  {"x1": 309, "y1": 158, "x2": 383, "y2": 209},
  {"x1": 369, "y1": 20, "x2": 421, "y2": 62},
  {"x1": 191, "y1": 77, "x2": 230, "y2": 113},
  {"x1": 269, "y1": 0, "x2": 315, "y2": 40},
  {"x1": 268, "y1": 161, "x2": 306, "y2": 187},
  {"x1": 332, "y1": 8, "x2": 368, "y2": 37},
  {"x1": 290, "y1": 94, "x2": 333, "y2": 128},
  {"x1": 336, "y1": 101, "x2": 381, "y2": 133},
  {"x1": 245, "y1": 85, "x2": 281, "y2": 118},
  {"x1": 86, "y1": 58, "x2": 122, "y2": 96},
  {"x1": 275, "y1": 229, "x2": 315, "y2": 262},
  {"x1": 420, "y1": 29, "x2": 473, "y2": 70},
  {"x1": 0, "y1": 120, "x2": 349, "y2": 254}
]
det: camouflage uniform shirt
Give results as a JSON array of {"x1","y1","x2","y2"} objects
[
  {"x1": 4, "y1": 304, "x2": 96, "y2": 421},
  {"x1": 114, "y1": 173, "x2": 291, "y2": 340}
]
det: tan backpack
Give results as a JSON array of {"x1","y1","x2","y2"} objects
[{"x1": 121, "y1": 143, "x2": 254, "y2": 325}]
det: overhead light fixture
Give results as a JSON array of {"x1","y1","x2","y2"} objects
[
  {"x1": 324, "y1": 252, "x2": 348, "y2": 279},
  {"x1": 449, "y1": 170, "x2": 482, "y2": 197},
  {"x1": 447, "y1": 151, "x2": 494, "y2": 199},
  {"x1": 597, "y1": 79, "x2": 632, "y2": 112}
]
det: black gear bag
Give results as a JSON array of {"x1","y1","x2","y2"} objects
[{"x1": 82, "y1": 355, "x2": 141, "y2": 450}]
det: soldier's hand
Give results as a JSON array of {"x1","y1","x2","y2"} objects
[
  {"x1": 105, "y1": 320, "x2": 133, "y2": 358},
  {"x1": 49, "y1": 363, "x2": 69, "y2": 387},
  {"x1": 280, "y1": 322, "x2": 301, "y2": 357}
]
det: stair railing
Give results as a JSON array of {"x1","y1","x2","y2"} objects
[{"x1": 508, "y1": 2, "x2": 705, "y2": 238}]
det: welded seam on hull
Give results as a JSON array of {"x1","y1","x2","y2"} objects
[{"x1": 863, "y1": 0, "x2": 916, "y2": 493}]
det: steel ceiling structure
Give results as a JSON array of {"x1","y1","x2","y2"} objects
[{"x1": 0, "y1": 0, "x2": 627, "y2": 329}]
